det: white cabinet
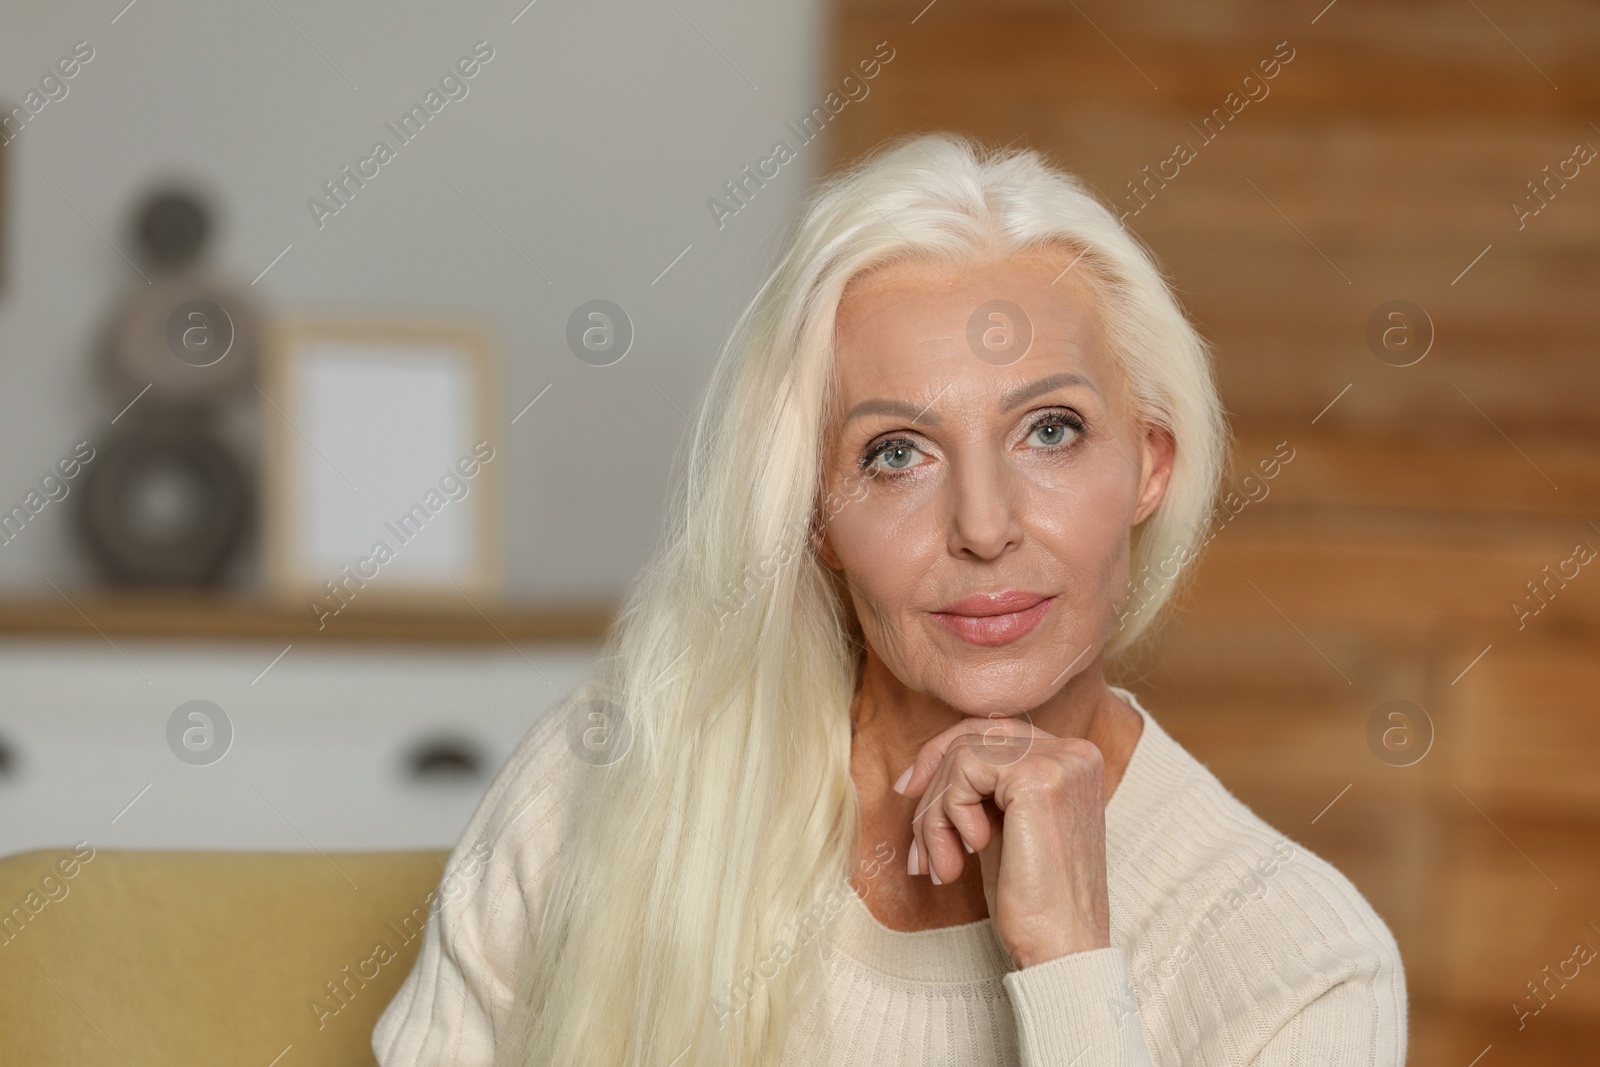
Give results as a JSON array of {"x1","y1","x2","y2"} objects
[{"x1": 0, "y1": 640, "x2": 600, "y2": 857}]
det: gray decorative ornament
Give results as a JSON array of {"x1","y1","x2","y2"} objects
[{"x1": 101, "y1": 273, "x2": 259, "y2": 402}]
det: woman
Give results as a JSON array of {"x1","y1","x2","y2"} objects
[{"x1": 374, "y1": 134, "x2": 1406, "y2": 1066}]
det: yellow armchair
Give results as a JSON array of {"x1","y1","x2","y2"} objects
[{"x1": 0, "y1": 845, "x2": 449, "y2": 1066}]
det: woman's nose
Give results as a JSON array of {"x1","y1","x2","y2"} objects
[{"x1": 945, "y1": 450, "x2": 1024, "y2": 561}]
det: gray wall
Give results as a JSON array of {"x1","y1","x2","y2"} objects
[{"x1": 0, "y1": 0, "x2": 826, "y2": 601}]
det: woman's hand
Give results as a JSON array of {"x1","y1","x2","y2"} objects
[{"x1": 894, "y1": 716, "x2": 1110, "y2": 969}]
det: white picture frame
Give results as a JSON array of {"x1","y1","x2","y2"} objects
[{"x1": 263, "y1": 317, "x2": 502, "y2": 614}]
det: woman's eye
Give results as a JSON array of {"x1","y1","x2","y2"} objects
[
  {"x1": 865, "y1": 441, "x2": 926, "y2": 473},
  {"x1": 1025, "y1": 416, "x2": 1081, "y2": 448}
]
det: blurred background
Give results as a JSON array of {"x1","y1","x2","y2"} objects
[{"x1": 1, "y1": 0, "x2": 1597, "y2": 1063}]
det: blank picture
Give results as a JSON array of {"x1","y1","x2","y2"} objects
[{"x1": 268, "y1": 321, "x2": 497, "y2": 600}]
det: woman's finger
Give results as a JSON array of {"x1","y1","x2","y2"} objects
[
  {"x1": 915, "y1": 735, "x2": 1018, "y2": 884},
  {"x1": 894, "y1": 714, "x2": 1050, "y2": 802},
  {"x1": 979, "y1": 796, "x2": 1002, "y2": 917}
]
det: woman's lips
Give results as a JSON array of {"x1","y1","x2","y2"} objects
[{"x1": 931, "y1": 593, "x2": 1054, "y2": 646}]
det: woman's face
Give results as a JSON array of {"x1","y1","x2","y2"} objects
[{"x1": 816, "y1": 247, "x2": 1174, "y2": 717}]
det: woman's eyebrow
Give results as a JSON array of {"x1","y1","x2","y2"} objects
[
  {"x1": 999, "y1": 372, "x2": 1100, "y2": 412},
  {"x1": 844, "y1": 373, "x2": 1101, "y2": 427},
  {"x1": 843, "y1": 398, "x2": 941, "y2": 426}
]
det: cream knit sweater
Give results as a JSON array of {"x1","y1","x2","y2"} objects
[{"x1": 374, "y1": 684, "x2": 1407, "y2": 1065}]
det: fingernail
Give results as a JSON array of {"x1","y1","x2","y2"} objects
[
  {"x1": 929, "y1": 862, "x2": 941, "y2": 885},
  {"x1": 963, "y1": 838, "x2": 974, "y2": 854},
  {"x1": 892, "y1": 764, "x2": 914, "y2": 794},
  {"x1": 907, "y1": 838, "x2": 919, "y2": 876}
]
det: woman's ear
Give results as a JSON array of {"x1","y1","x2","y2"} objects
[{"x1": 1132, "y1": 425, "x2": 1176, "y2": 526}]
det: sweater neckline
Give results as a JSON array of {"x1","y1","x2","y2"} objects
[{"x1": 829, "y1": 686, "x2": 1170, "y2": 982}]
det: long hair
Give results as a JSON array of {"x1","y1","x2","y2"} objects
[{"x1": 499, "y1": 132, "x2": 1228, "y2": 1066}]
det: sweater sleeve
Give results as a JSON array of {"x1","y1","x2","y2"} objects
[
  {"x1": 1003, "y1": 946, "x2": 1156, "y2": 1066},
  {"x1": 1247, "y1": 972, "x2": 1408, "y2": 1066},
  {"x1": 1232, "y1": 842, "x2": 1410, "y2": 1066},
  {"x1": 1003, "y1": 943, "x2": 1407, "y2": 1067},
  {"x1": 372, "y1": 688, "x2": 588, "y2": 1066}
]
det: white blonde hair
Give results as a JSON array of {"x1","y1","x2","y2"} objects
[{"x1": 500, "y1": 132, "x2": 1228, "y2": 1066}]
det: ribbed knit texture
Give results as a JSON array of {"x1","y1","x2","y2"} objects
[{"x1": 374, "y1": 684, "x2": 1408, "y2": 1066}]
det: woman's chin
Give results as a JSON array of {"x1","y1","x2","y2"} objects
[{"x1": 934, "y1": 678, "x2": 1056, "y2": 721}]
